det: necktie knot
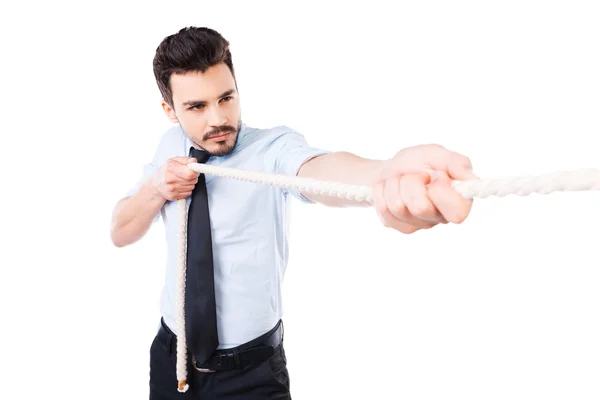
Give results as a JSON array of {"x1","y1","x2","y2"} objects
[{"x1": 190, "y1": 147, "x2": 211, "y2": 164}]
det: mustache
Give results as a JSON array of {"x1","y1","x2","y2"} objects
[{"x1": 204, "y1": 125, "x2": 236, "y2": 140}]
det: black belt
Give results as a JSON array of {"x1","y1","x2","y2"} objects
[{"x1": 158, "y1": 318, "x2": 283, "y2": 372}]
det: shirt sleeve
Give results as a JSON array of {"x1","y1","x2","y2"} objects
[
  {"x1": 125, "y1": 135, "x2": 166, "y2": 223},
  {"x1": 264, "y1": 128, "x2": 330, "y2": 203},
  {"x1": 126, "y1": 161, "x2": 157, "y2": 197}
]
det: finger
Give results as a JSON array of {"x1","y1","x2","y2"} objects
[
  {"x1": 176, "y1": 191, "x2": 193, "y2": 199},
  {"x1": 428, "y1": 173, "x2": 473, "y2": 224},
  {"x1": 382, "y1": 145, "x2": 477, "y2": 183},
  {"x1": 166, "y1": 171, "x2": 200, "y2": 185},
  {"x1": 383, "y1": 176, "x2": 435, "y2": 229},
  {"x1": 171, "y1": 162, "x2": 201, "y2": 180},
  {"x1": 382, "y1": 177, "x2": 410, "y2": 221},
  {"x1": 178, "y1": 183, "x2": 196, "y2": 192},
  {"x1": 373, "y1": 182, "x2": 427, "y2": 233},
  {"x1": 399, "y1": 173, "x2": 445, "y2": 223},
  {"x1": 177, "y1": 176, "x2": 199, "y2": 186},
  {"x1": 406, "y1": 146, "x2": 477, "y2": 181},
  {"x1": 447, "y1": 152, "x2": 478, "y2": 180},
  {"x1": 171, "y1": 156, "x2": 197, "y2": 165},
  {"x1": 381, "y1": 217, "x2": 425, "y2": 234}
]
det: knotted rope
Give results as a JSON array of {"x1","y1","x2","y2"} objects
[{"x1": 174, "y1": 164, "x2": 600, "y2": 391}]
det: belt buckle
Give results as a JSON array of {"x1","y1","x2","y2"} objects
[{"x1": 192, "y1": 356, "x2": 216, "y2": 373}]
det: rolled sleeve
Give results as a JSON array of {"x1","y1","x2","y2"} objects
[
  {"x1": 265, "y1": 128, "x2": 330, "y2": 203},
  {"x1": 126, "y1": 162, "x2": 156, "y2": 197},
  {"x1": 126, "y1": 137, "x2": 166, "y2": 223}
]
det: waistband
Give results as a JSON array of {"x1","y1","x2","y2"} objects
[{"x1": 157, "y1": 318, "x2": 284, "y2": 372}]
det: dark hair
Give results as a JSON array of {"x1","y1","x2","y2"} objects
[{"x1": 153, "y1": 27, "x2": 235, "y2": 107}]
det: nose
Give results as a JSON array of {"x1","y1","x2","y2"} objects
[{"x1": 208, "y1": 104, "x2": 227, "y2": 127}]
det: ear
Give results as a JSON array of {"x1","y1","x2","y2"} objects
[{"x1": 161, "y1": 100, "x2": 179, "y2": 123}]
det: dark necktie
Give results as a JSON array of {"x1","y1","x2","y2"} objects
[{"x1": 186, "y1": 146, "x2": 219, "y2": 365}]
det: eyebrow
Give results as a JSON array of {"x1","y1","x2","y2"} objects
[{"x1": 182, "y1": 89, "x2": 236, "y2": 108}]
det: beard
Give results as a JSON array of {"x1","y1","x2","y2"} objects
[{"x1": 185, "y1": 119, "x2": 242, "y2": 157}]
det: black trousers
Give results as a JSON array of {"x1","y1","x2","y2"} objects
[{"x1": 149, "y1": 318, "x2": 291, "y2": 399}]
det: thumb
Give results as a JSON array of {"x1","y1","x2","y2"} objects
[
  {"x1": 448, "y1": 162, "x2": 479, "y2": 181},
  {"x1": 425, "y1": 169, "x2": 451, "y2": 183},
  {"x1": 172, "y1": 156, "x2": 197, "y2": 164}
]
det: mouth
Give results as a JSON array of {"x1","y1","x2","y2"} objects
[{"x1": 209, "y1": 133, "x2": 230, "y2": 142}]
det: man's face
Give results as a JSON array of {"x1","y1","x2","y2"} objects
[{"x1": 162, "y1": 63, "x2": 241, "y2": 156}]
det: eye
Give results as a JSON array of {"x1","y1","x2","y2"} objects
[
  {"x1": 189, "y1": 104, "x2": 205, "y2": 111},
  {"x1": 220, "y1": 96, "x2": 233, "y2": 103}
]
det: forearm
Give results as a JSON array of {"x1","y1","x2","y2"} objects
[
  {"x1": 110, "y1": 178, "x2": 166, "y2": 247},
  {"x1": 297, "y1": 151, "x2": 385, "y2": 207}
]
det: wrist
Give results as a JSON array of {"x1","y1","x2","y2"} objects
[
  {"x1": 370, "y1": 159, "x2": 387, "y2": 185},
  {"x1": 143, "y1": 171, "x2": 167, "y2": 203}
]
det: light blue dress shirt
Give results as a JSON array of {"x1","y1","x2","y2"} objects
[{"x1": 127, "y1": 123, "x2": 330, "y2": 349}]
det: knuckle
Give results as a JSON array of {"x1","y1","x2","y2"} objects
[{"x1": 392, "y1": 200, "x2": 407, "y2": 216}]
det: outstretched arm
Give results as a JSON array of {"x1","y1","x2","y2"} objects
[
  {"x1": 297, "y1": 144, "x2": 479, "y2": 234},
  {"x1": 297, "y1": 151, "x2": 384, "y2": 207}
]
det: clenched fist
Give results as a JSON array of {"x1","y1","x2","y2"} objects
[
  {"x1": 151, "y1": 157, "x2": 200, "y2": 201},
  {"x1": 372, "y1": 144, "x2": 478, "y2": 234}
]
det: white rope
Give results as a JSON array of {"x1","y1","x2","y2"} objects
[
  {"x1": 190, "y1": 163, "x2": 374, "y2": 202},
  {"x1": 449, "y1": 168, "x2": 600, "y2": 199},
  {"x1": 175, "y1": 199, "x2": 190, "y2": 393},
  {"x1": 174, "y1": 163, "x2": 600, "y2": 390}
]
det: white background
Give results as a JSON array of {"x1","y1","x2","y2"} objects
[{"x1": 1, "y1": 1, "x2": 599, "y2": 399}]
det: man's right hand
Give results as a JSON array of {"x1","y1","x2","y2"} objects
[{"x1": 151, "y1": 157, "x2": 200, "y2": 201}]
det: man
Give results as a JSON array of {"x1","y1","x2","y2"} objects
[{"x1": 110, "y1": 26, "x2": 477, "y2": 399}]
